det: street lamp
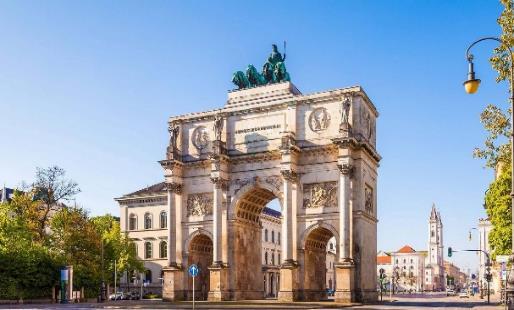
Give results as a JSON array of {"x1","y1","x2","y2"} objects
[{"x1": 464, "y1": 36, "x2": 514, "y2": 305}]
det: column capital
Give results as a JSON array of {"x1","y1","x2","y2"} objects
[
  {"x1": 337, "y1": 163, "x2": 354, "y2": 176},
  {"x1": 280, "y1": 170, "x2": 299, "y2": 183},
  {"x1": 166, "y1": 182, "x2": 183, "y2": 194},
  {"x1": 211, "y1": 177, "x2": 229, "y2": 190}
]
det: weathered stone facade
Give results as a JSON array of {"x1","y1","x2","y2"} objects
[{"x1": 151, "y1": 82, "x2": 379, "y2": 303}]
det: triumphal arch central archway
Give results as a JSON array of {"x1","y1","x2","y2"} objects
[{"x1": 160, "y1": 51, "x2": 380, "y2": 303}]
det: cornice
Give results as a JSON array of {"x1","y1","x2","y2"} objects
[
  {"x1": 167, "y1": 85, "x2": 376, "y2": 123},
  {"x1": 116, "y1": 195, "x2": 167, "y2": 205}
]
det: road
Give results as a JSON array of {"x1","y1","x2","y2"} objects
[{"x1": 0, "y1": 294, "x2": 503, "y2": 309}]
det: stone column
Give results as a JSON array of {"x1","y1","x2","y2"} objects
[
  {"x1": 338, "y1": 162, "x2": 352, "y2": 261},
  {"x1": 162, "y1": 182, "x2": 185, "y2": 301},
  {"x1": 335, "y1": 160, "x2": 355, "y2": 303},
  {"x1": 278, "y1": 170, "x2": 299, "y2": 302},
  {"x1": 210, "y1": 177, "x2": 227, "y2": 264},
  {"x1": 208, "y1": 177, "x2": 229, "y2": 301}
]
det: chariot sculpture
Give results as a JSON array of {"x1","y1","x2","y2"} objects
[{"x1": 231, "y1": 43, "x2": 291, "y2": 90}]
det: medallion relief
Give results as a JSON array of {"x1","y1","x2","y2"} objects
[
  {"x1": 192, "y1": 126, "x2": 209, "y2": 150},
  {"x1": 309, "y1": 107, "x2": 331, "y2": 132},
  {"x1": 303, "y1": 181, "x2": 337, "y2": 209},
  {"x1": 187, "y1": 193, "x2": 213, "y2": 216}
]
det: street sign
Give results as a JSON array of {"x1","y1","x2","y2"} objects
[
  {"x1": 188, "y1": 264, "x2": 199, "y2": 277},
  {"x1": 188, "y1": 264, "x2": 199, "y2": 310}
]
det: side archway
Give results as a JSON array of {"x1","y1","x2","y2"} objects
[
  {"x1": 300, "y1": 222, "x2": 339, "y2": 301},
  {"x1": 186, "y1": 231, "x2": 213, "y2": 301}
]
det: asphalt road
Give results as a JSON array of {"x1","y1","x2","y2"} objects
[{"x1": 0, "y1": 294, "x2": 503, "y2": 309}]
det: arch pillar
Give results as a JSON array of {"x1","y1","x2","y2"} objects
[
  {"x1": 335, "y1": 155, "x2": 355, "y2": 303},
  {"x1": 277, "y1": 168, "x2": 300, "y2": 302},
  {"x1": 208, "y1": 139, "x2": 230, "y2": 301},
  {"x1": 162, "y1": 180, "x2": 185, "y2": 301}
]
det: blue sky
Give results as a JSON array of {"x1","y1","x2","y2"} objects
[{"x1": 0, "y1": 1, "x2": 508, "y2": 272}]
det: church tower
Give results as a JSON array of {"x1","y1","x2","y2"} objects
[
  {"x1": 426, "y1": 203, "x2": 444, "y2": 291},
  {"x1": 428, "y1": 204, "x2": 443, "y2": 265}
]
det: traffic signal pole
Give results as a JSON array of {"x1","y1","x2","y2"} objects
[{"x1": 448, "y1": 247, "x2": 491, "y2": 304}]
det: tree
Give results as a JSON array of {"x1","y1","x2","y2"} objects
[
  {"x1": 475, "y1": 0, "x2": 514, "y2": 256},
  {"x1": 33, "y1": 166, "x2": 81, "y2": 240},
  {"x1": 91, "y1": 215, "x2": 143, "y2": 288},
  {"x1": 50, "y1": 206, "x2": 102, "y2": 297},
  {"x1": 0, "y1": 192, "x2": 60, "y2": 299},
  {"x1": 485, "y1": 166, "x2": 512, "y2": 257}
]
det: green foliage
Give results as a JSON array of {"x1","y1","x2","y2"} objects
[
  {"x1": 485, "y1": 166, "x2": 512, "y2": 257},
  {"x1": 0, "y1": 167, "x2": 142, "y2": 300},
  {"x1": 50, "y1": 206, "x2": 103, "y2": 297},
  {"x1": 474, "y1": 0, "x2": 514, "y2": 169},
  {"x1": 0, "y1": 194, "x2": 59, "y2": 299},
  {"x1": 473, "y1": 104, "x2": 511, "y2": 168},
  {"x1": 90, "y1": 214, "x2": 144, "y2": 286},
  {"x1": 491, "y1": 0, "x2": 513, "y2": 84}
]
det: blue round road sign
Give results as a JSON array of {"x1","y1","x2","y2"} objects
[{"x1": 188, "y1": 264, "x2": 199, "y2": 277}]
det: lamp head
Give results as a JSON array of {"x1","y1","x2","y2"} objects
[{"x1": 464, "y1": 54, "x2": 481, "y2": 94}]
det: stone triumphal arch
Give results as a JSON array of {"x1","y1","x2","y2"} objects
[{"x1": 160, "y1": 81, "x2": 380, "y2": 303}]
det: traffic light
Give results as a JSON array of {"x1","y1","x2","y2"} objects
[{"x1": 448, "y1": 247, "x2": 453, "y2": 257}]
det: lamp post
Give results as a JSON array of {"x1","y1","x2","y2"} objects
[{"x1": 464, "y1": 36, "x2": 514, "y2": 306}]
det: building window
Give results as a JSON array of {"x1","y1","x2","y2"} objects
[
  {"x1": 130, "y1": 242, "x2": 138, "y2": 257},
  {"x1": 160, "y1": 241, "x2": 167, "y2": 258},
  {"x1": 265, "y1": 229, "x2": 268, "y2": 242},
  {"x1": 278, "y1": 232, "x2": 281, "y2": 245},
  {"x1": 145, "y1": 269, "x2": 152, "y2": 283},
  {"x1": 145, "y1": 241, "x2": 152, "y2": 259},
  {"x1": 129, "y1": 214, "x2": 137, "y2": 230},
  {"x1": 144, "y1": 213, "x2": 152, "y2": 229},
  {"x1": 330, "y1": 243, "x2": 334, "y2": 250},
  {"x1": 396, "y1": 259, "x2": 398, "y2": 264},
  {"x1": 265, "y1": 252, "x2": 268, "y2": 265},
  {"x1": 271, "y1": 252, "x2": 275, "y2": 265},
  {"x1": 160, "y1": 211, "x2": 167, "y2": 228},
  {"x1": 271, "y1": 231, "x2": 275, "y2": 243},
  {"x1": 403, "y1": 259, "x2": 406, "y2": 264},
  {"x1": 410, "y1": 259, "x2": 413, "y2": 263},
  {"x1": 278, "y1": 253, "x2": 281, "y2": 264},
  {"x1": 431, "y1": 230, "x2": 434, "y2": 237}
]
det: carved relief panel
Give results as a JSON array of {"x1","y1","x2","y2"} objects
[
  {"x1": 187, "y1": 193, "x2": 213, "y2": 216},
  {"x1": 364, "y1": 184, "x2": 374, "y2": 215},
  {"x1": 303, "y1": 181, "x2": 337, "y2": 209}
]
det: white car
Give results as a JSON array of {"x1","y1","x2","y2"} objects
[
  {"x1": 446, "y1": 289, "x2": 455, "y2": 296},
  {"x1": 459, "y1": 292, "x2": 469, "y2": 298},
  {"x1": 109, "y1": 292, "x2": 124, "y2": 300}
]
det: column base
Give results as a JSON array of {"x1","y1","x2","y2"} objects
[
  {"x1": 162, "y1": 265, "x2": 185, "y2": 302},
  {"x1": 334, "y1": 261, "x2": 355, "y2": 303},
  {"x1": 208, "y1": 263, "x2": 230, "y2": 301},
  {"x1": 277, "y1": 260, "x2": 299, "y2": 302}
]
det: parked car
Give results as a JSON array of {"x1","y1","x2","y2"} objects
[
  {"x1": 459, "y1": 292, "x2": 469, "y2": 298},
  {"x1": 129, "y1": 291, "x2": 140, "y2": 300},
  {"x1": 108, "y1": 292, "x2": 124, "y2": 300},
  {"x1": 446, "y1": 289, "x2": 456, "y2": 296}
]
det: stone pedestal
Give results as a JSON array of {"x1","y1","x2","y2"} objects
[
  {"x1": 162, "y1": 265, "x2": 185, "y2": 301},
  {"x1": 208, "y1": 264, "x2": 229, "y2": 301},
  {"x1": 277, "y1": 261, "x2": 299, "y2": 302},
  {"x1": 334, "y1": 262, "x2": 355, "y2": 303}
]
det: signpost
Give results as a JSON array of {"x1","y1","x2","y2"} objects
[{"x1": 189, "y1": 264, "x2": 199, "y2": 310}]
